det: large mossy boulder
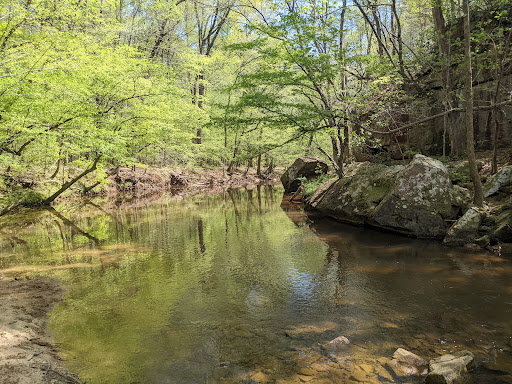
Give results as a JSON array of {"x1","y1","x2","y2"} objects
[
  {"x1": 280, "y1": 157, "x2": 328, "y2": 193},
  {"x1": 308, "y1": 162, "x2": 404, "y2": 225},
  {"x1": 308, "y1": 155, "x2": 467, "y2": 238}
]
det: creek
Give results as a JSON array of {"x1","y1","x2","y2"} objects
[{"x1": 0, "y1": 186, "x2": 511, "y2": 383}]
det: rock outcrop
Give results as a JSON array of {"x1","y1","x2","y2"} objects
[
  {"x1": 281, "y1": 157, "x2": 328, "y2": 193},
  {"x1": 492, "y1": 207, "x2": 512, "y2": 243},
  {"x1": 443, "y1": 207, "x2": 484, "y2": 246},
  {"x1": 426, "y1": 351, "x2": 474, "y2": 384},
  {"x1": 307, "y1": 155, "x2": 466, "y2": 238},
  {"x1": 483, "y1": 165, "x2": 512, "y2": 198}
]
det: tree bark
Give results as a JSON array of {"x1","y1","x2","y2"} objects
[{"x1": 463, "y1": 0, "x2": 483, "y2": 207}]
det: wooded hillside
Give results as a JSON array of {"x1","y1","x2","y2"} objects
[{"x1": 0, "y1": 0, "x2": 510, "y2": 207}]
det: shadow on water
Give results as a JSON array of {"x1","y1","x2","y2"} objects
[
  {"x1": 280, "y1": 195, "x2": 512, "y2": 384},
  {"x1": 0, "y1": 187, "x2": 511, "y2": 383}
]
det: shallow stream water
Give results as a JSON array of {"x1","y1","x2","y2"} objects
[{"x1": 1, "y1": 186, "x2": 511, "y2": 383}]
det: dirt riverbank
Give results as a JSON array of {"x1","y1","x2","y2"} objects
[{"x1": 0, "y1": 277, "x2": 81, "y2": 384}]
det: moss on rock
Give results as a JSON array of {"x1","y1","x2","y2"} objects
[{"x1": 308, "y1": 155, "x2": 468, "y2": 238}]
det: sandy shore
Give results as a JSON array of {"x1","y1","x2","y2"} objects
[{"x1": 0, "y1": 277, "x2": 81, "y2": 384}]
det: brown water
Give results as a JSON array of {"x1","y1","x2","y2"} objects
[{"x1": 0, "y1": 186, "x2": 511, "y2": 383}]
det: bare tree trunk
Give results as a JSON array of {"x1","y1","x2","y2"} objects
[
  {"x1": 43, "y1": 156, "x2": 101, "y2": 205},
  {"x1": 196, "y1": 72, "x2": 205, "y2": 144},
  {"x1": 391, "y1": 0, "x2": 408, "y2": 80},
  {"x1": 340, "y1": 0, "x2": 351, "y2": 163},
  {"x1": 432, "y1": 0, "x2": 455, "y2": 158},
  {"x1": 305, "y1": 134, "x2": 313, "y2": 156},
  {"x1": 149, "y1": 19, "x2": 169, "y2": 59},
  {"x1": 50, "y1": 158, "x2": 61, "y2": 179},
  {"x1": 463, "y1": 0, "x2": 483, "y2": 207}
]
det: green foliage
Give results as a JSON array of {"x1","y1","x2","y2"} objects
[
  {"x1": 0, "y1": 0, "x2": 509, "y2": 204},
  {"x1": 0, "y1": 188, "x2": 45, "y2": 207},
  {"x1": 298, "y1": 165, "x2": 334, "y2": 197}
]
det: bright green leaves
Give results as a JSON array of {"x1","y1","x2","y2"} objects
[{"x1": 0, "y1": 2, "x2": 195, "y2": 202}]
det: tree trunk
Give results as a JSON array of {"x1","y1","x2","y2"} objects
[
  {"x1": 463, "y1": 0, "x2": 483, "y2": 207},
  {"x1": 149, "y1": 19, "x2": 169, "y2": 59},
  {"x1": 43, "y1": 156, "x2": 101, "y2": 205}
]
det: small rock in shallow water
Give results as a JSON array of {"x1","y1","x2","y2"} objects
[
  {"x1": 321, "y1": 335, "x2": 350, "y2": 352},
  {"x1": 387, "y1": 347, "x2": 428, "y2": 377},
  {"x1": 250, "y1": 371, "x2": 269, "y2": 384},
  {"x1": 426, "y1": 350, "x2": 474, "y2": 384}
]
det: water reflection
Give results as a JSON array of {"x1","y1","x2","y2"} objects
[{"x1": 0, "y1": 187, "x2": 511, "y2": 383}]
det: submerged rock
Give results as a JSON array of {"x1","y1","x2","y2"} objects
[
  {"x1": 250, "y1": 370, "x2": 269, "y2": 383},
  {"x1": 308, "y1": 155, "x2": 466, "y2": 238},
  {"x1": 387, "y1": 348, "x2": 428, "y2": 377},
  {"x1": 321, "y1": 335, "x2": 350, "y2": 352},
  {"x1": 443, "y1": 207, "x2": 484, "y2": 246},
  {"x1": 483, "y1": 165, "x2": 512, "y2": 197},
  {"x1": 426, "y1": 350, "x2": 474, "y2": 384},
  {"x1": 281, "y1": 157, "x2": 328, "y2": 193}
]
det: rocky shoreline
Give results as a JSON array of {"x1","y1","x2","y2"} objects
[{"x1": 281, "y1": 155, "x2": 511, "y2": 255}]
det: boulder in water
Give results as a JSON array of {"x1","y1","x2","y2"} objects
[
  {"x1": 281, "y1": 157, "x2": 328, "y2": 193},
  {"x1": 426, "y1": 350, "x2": 474, "y2": 384},
  {"x1": 371, "y1": 155, "x2": 465, "y2": 238},
  {"x1": 308, "y1": 155, "x2": 466, "y2": 238},
  {"x1": 387, "y1": 348, "x2": 428, "y2": 377},
  {"x1": 443, "y1": 207, "x2": 484, "y2": 246}
]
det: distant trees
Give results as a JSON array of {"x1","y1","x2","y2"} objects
[
  {"x1": 0, "y1": 0, "x2": 195, "y2": 207},
  {"x1": 0, "y1": 0, "x2": 510, "y2": 209}
]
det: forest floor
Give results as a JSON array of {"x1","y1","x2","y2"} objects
[
  {"x1": 107, "y1": 165, "x2": 281, "y2": 195},
  {"x1": 0, "y1": 277, "x2": 82, "y2": 384}
]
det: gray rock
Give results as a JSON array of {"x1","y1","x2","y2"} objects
[
  {"x1": 426, "y1": 350, "x2": 474, "y2": 384},
  {"x1": 308, "y1": 161, "x2": 404, "y2": 225},
  {"x1": 308, "y1": 155, "x2": 466, "y2": 238},
  {"x1": 484, "y1": 165, "x2": 512, "y2": 197},
  {"x1": 492, "y1": 208, "x2": 512, "y2": 243},
  {"x1": 371, "y1": 155, "x2": 464, "y2": 237},
  {"x1": 387, "y1": 348, "x2": 428, "y2": 377},
  {"x1": 443, "y1": 207, "x2": 483, "y2": 246},
  {"x1": 281, "y1": 157, "x2": 328, "y2": 193}
]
